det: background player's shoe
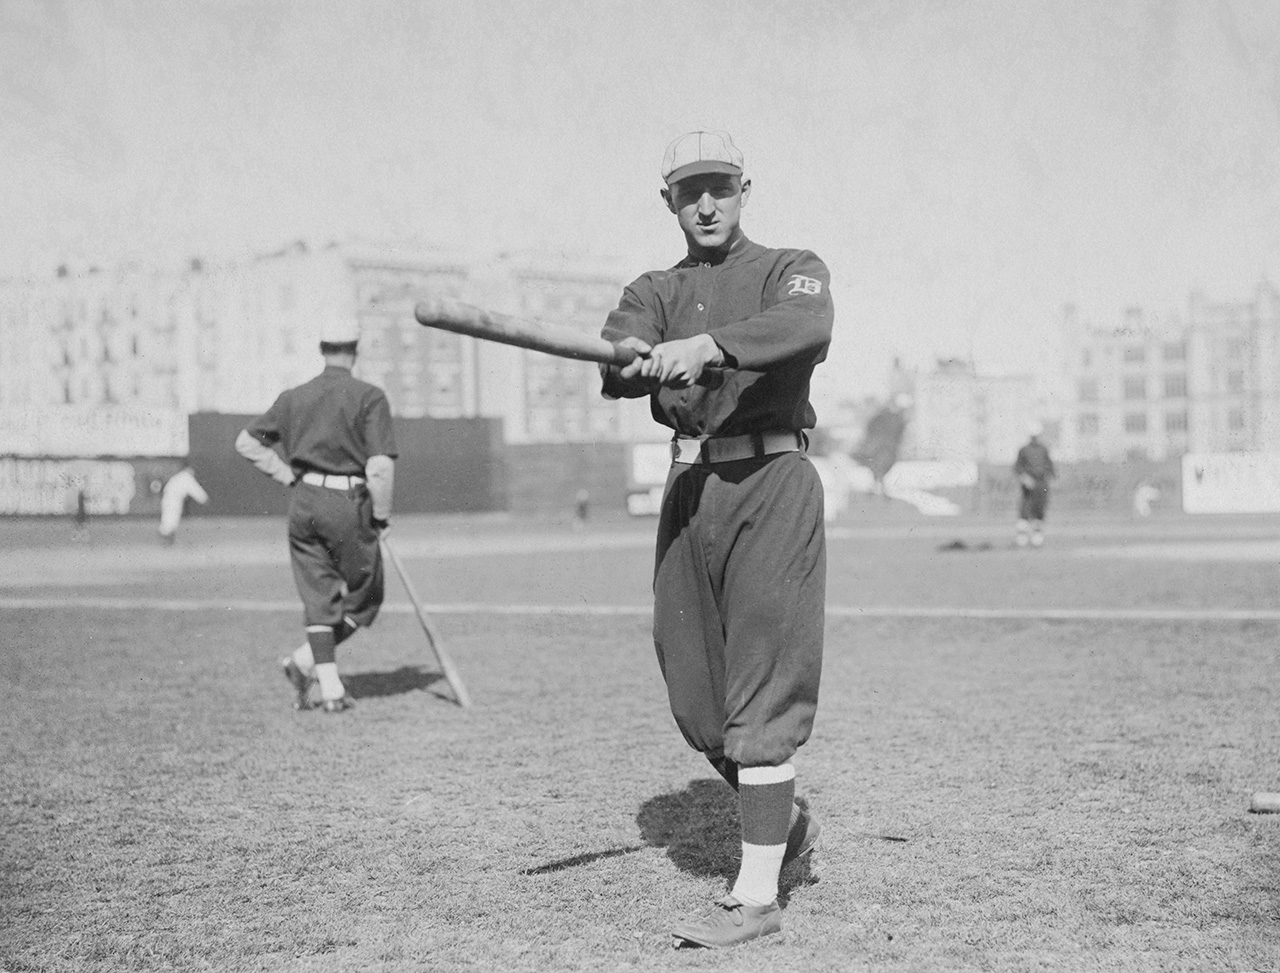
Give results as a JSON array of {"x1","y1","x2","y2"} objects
[
  {"x1": 782, "y1": 808, "x2": 821, "y2": 869},
  {"x1": 281, "y1": 658, "x2": 314, "y2": 710},
  {"x1": 671, "y1": 895, "x2": 782, "y2": 948},
  {"x1": 319, "y1": 695, "x2": 354, "y2": 714}
]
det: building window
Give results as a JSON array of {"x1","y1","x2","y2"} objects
[
  {"x1": 1162, "y1": 341, "x2": 1186, "y2": 362},
  {"x1": 1228, "y1": 409, "x2": 1245, "y2": 431},
  {"x1": 1165, "y1": 410, "x2": 1187, "y2": 432},
  {"x1": 1123, "y1": 376, "x2": 1146, "y2": 400},
  {"x1": 1227, "y1": 370, "x2": 1245, "y2": 394},
  {"x1": 1078, "y1": 379, "x2": 1097, "y2": 402},
  {"x1": 1124, "y1": 412, "x2": 1147, "y2": 433},
  {"x1": 1227, "y1": 338, "x2": 1247, "y2": 361},
  {"x1": 1123, "y1": 345, "x2": 1146, "y2": 364},
  {"x1": 1077, "y1": 413, "x2": 1098, "y2": 436},
  {"x1": 1163, "y1": 373, "x2": 1186, "y2": 398}
]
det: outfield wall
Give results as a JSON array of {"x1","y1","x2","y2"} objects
[
  {"x1": 503, "y1": 442, "x2": 633, "y2": 516},
  {"x1": 0, "y1": 427, "x2": 1194, "y2": 520},
  {"x1": 187, "y1": 413, "x2": 505, "y2": 517},
  {"x1": 970, "y1": 459, "x2": 1184, "y2": 516}
]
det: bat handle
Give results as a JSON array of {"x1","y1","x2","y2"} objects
[
  {"x1": 609, "y1": 343, "x2": 643, "y2": 367},
  {"x1": 608, "y1": 344, "x2": 722, "y2": 389}
]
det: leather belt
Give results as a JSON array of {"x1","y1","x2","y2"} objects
[
  {"x1": 671, "y1": 430, "x2": 803, "y2": 465},
  {"x1": 301, "y1": 472, "x2": 365, "y2": 490}
]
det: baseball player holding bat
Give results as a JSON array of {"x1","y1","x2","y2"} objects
[
  {"x1": 234, "y1": 317, "x2": 397, "y2": 713},
  {"x1": 600, "y1": 131, "x2": 833, "y2": 948}
]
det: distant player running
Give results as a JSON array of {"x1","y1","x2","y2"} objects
[
  {"x1": 157, "y1": 463, "x2": 208, "y2": 546},
  {"x1": 1014, "y1": 422, "x2": 1055, "y2": 548},
  {"x1": 235, "y1": 317, "x2": 396, "y2": 713}
]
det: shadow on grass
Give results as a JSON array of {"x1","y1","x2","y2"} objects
[
  {"x1": 635, "y1": 778, "x2": 819, "y2": 901},
  {"x1": 343, "y1": 665, "x2": 447, "y2": 700},
  {"x1": 521, "y1": 845, "x2": 647, "y2": 875},
  {"x1": 517, "y1": 779, "x2": 820, "y2": 900}
]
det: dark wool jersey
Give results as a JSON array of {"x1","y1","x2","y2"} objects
[
  {"x1": 601, "y1": 236, "x2": 834, "y2": 438},
  {"x1": 1014, "y1": 441, "x2": 1055, "y2": 484},
  {"x1": 246, "y1": 365, "x2": 398, "y2": 476}
]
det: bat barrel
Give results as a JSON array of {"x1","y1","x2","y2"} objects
[{"x1": 414, "y1": 297, "x2": 637, "y2": 367}]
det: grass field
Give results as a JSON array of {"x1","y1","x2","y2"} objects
[{"x1": 3, "y1": 508, "x2": 1280, "y2": 972}]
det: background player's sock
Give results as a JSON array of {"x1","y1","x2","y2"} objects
[
  {"x1": 307, "y1": 625, "x2": 336, "y2": 664},
  {"x1": 731, "y1": 764, "x2": 795, "y2": 907},
  {"x1": 290, "y1": 642, "x2": 314, "y2": 673},
  {"x1": 307, "y1": 626, "x2": 345, "y2": 700},
  {"x1": 334, "y1": 615, "x2": 358, "y2": 646},
  {"x1": 314, "y1": 663, "x2": 344, "y2": 701}
]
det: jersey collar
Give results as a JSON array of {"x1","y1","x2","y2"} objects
[{"x1": 675, "y1": 233, "x2": 757, "y2": 270}]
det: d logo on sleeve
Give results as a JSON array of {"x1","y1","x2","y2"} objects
[{"x1": 786, "y1": 274, "x2": 822, "y2": 296}]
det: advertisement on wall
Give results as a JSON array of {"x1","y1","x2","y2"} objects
[
  {"x1": 1182, "y1": 452, "x2": 1280, "y2": 514},
  {"x1": 0, "y1": 457, "x2": 142, "y2": 515},
  {"x1": 0, "y1": 406, "x2": 188, "y2": 458}
]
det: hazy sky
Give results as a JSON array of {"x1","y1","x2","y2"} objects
[{"x1": 5, "y1": 0, "x2": 1280, "y2": 399}]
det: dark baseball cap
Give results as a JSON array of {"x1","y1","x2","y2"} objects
[{"x1": 661, "y1": 131, "x2": 744, "y2": 185}]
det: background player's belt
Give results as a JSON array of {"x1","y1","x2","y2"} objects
[
  {"x1": 671, "y1": 430, "x2": 803, "y2": 465},
  {"x1": 300, "y1": 472, "x2": 366, "y2": 490}
]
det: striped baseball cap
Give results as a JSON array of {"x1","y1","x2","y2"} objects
[{"x1": 661, "y1": 131, "x2": 744, "y2": 185}]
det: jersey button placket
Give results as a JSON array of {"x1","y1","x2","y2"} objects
[{"x1": 696, "y1": 262, "x2": 711, "y2": 316}]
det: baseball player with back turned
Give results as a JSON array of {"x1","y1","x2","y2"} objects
[
  {"x1": 601, "y1": 131, "x2": 833, "y2": 948},
  {"x1": 234, "y1": 317, "x2": 397, "y2": 713}
]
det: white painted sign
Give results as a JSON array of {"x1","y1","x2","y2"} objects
[
  {"x1": 1182, "y1": 452, "x2": 1280, "y2": 513},
  {"x1": 0, "y1": 406, "x2": 188, "y2": 458},
  {"x1": 0, "y1": 458, "x2": 138, "y2": 514},
  {"x1": 630, "y1": 442, "x2": 672, "y2": 488}
]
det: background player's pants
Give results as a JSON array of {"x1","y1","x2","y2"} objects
[
  {"x1": 158, "y1": 496, "x2": 185, "y2": 538},
  {"x1": 1019, "y1": 483, "x2": 1050, "y2": 522},
  {"x1": 652, "y1": 451, "x2": 826, "y2": 768},
  {"x1": 287, "y1": 482, "x2": 384, "y2": 629}
]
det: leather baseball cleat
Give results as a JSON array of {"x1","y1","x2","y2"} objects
[
  {"x1": 281, "y1": 658, "x2": 314, "y2": 711},
  {"x1": 671, "y1": 895, "x2": 782, "y2": 948},
  {"x1": 782, "y1": 808, "x2": 821, "y2": 868},
  {"x1": 319, "y1": 695, "x2": 354, "y2": 714}
]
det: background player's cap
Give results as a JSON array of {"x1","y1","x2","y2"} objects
[
  {"x1": 661, "y1": 131, "x2": 744, "y2": 185},
  {"x1": 320, "y1": 316, "x2": 360, "y2": 345}
]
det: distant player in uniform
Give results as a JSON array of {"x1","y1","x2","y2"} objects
[
  {"x1": 158, "y1": 463, "x2": 209, "y2": 545},
  {"x1": 601, "y1": 131, "x2": 832, "y2": 948},
  {"x1": 234, "y1": 317, "x2": 397, "y2": 713},
  {"x1": 1014, "y1": 422, "x2": 1055, "y2": 548},
  {"x1": 854, "y1": 393, "x2": 910, "y2": 498}
]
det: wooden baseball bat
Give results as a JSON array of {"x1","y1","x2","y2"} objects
[
  {"x1": 414, "y1": 297, "x2": 639, "y2": 367},
  {"x1": 380, "y1": 535, "x2": 473, "y2": 709}
]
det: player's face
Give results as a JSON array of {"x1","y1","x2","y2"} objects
[{"x1": 662, "y1": 173, "x2": 750, "y2": 253}]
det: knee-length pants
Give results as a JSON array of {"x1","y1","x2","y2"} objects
[{"x1": 652, "y1": 450, "x2": 826, "y2": 768}]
